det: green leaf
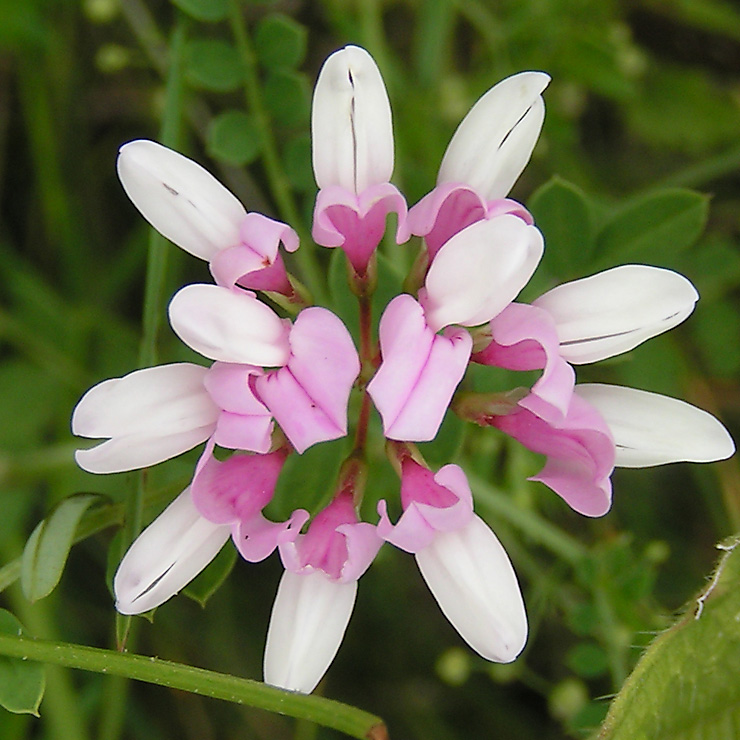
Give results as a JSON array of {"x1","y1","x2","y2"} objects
[
  {"x1": 691, "y1": 299, "x2": 740, "y2": 377},
  {"x1": 528, "y1": 176, "x2": 596, "y2": 278},
  {"x1": 263, "y1": 70, "x2": 310, "y2": 124},
  {"x1": 21, "y1": 494, "x2": 105, "y2": 602},
  {"x1": 206, "y1": 110, "x2": 262, "y2": 166},
  {"x1": 0, "y1": 610, "x2": 44, "y2": 715},
  {"x1": 268, "y1": 438, "x2": 349, "y2": 522},
  {"x1": 595, "y1": 189, "x2": 709, "y2": 267},
  {"x1": 600, "y1": 537, "x2": 740, "y2": 740},
  {"x1": 565, "y1": 642, "x2": 609, "y2": 678},
  {"x1": 170, "y1": 0, "x2": 228, "y2": 22},
  {"x1": 183, "y1": 544, "x2": 237, "y2": 607},
  {"x1": 254, "y1": 14, "x2": 307, "y2": 70},
  {"x1": 185, "y1": 39, "x2": 244, "y2": 92}
]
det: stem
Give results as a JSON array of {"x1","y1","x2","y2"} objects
[
  {"x1": 0, "y1": 635, "x2": 388, "y2": 740},
  {"x1": 227, "y1": 0, "x2": 326, "y2": 302},
  {"x1": 1, "y1": 535, "x2": 91, "y2": 740},
  {"x1": 467, "y1": 473, "x2": 587, "y2": 565},
  {"x1": 137, "y1": 19, "x2": 187, "y2": 370}
]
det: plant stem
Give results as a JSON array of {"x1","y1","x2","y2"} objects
[
  {"x1": 227, "y1": 0, "x2": 326, "y2": 302},
  {"x1": 467, "y1": 473, "x2": 587, "y2": 565},
  {"x1": 0, "y1": 634, "x2": 388, "y2": 740}
]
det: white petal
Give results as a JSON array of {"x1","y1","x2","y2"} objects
[
  {"x1": 264, "y1": 570, "x2": 356, "y2": 693},
  {"x1": 114, "y1": 488, "x2": 231, "y2": 615},
  {"x1": 168, "y1": 284, "x2": 291, "y2": 367},
  {"x1": 423, "y1": 215, "x2": 543, "y2": 332},
  {"x1": 117, "y1": 140, "x2": 246, "y2": 260},
  {"x1": 534, "y1": 265, "x2": 699, "y2": 364},
  {"x1": 312, "y1": 46, "x2": 394, "y2": 193},
  {"x1": 577, "y1": 384, "x2": 736, "y2": 467},
  {"x1": 72, "y1": 363, "x2": 218, "y2": 473},
  {"x1": 416, "y1": 515, "x2": 527, "y2": 663},
  {"x1": 75, "y1": 428, "x2": 214, "y2": 474},
  {"x1": 438, "y1": 71, "x2": 550, "y2": 200}
]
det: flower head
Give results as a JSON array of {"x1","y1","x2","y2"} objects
[
  {"x1": 378, "y1": 455, "x2": 527, "y2": 662},
  {"x1": 264, "y1": 491, "x2": 382, "y2": 693}
]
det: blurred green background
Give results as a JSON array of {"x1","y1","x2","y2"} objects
[{"x1": 0, "y1": 0, "x2": 739, "y2": 738}]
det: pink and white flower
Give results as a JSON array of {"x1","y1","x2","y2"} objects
[
  {"x1": 471, "y1": 265, "x2": 735, "y2": 515},
  {"x1": 407, "y1": 71, "x2": 549, "y2": 259},
  {"x1": 114, "y1": 487, "x2": 231, "y2": 615},
  {"x1": 264, "y1": 492, "x2": 382, "y2": 693},
  {"x1": 378, "y1": 456, "x2": 527, "y2": 662},
  {"x1": 72, "y1": 363, "x2": 219, "y2": 474},
  {"x1": 118, "y1": 139, "x2": 299, "y2": 295},
  {"x1": 311, "y1": 45, "x2": 409, "y2": 275},
  {"x1": 368, "y1": 215, "x2": 543, "y2": 441},
  {"x1": 169, "y1": 284, "x2": 360, "y2": 454}
]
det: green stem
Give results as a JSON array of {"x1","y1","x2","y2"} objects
[
  {"x1": 16, "y1": 55, "x2": 85, "y2": 295},
  {"x1": 1, "y1": 537, "x2": 91, "y2": 740},
  {"x1": 0, "y1": 634, "x2": 388, "y2": 740},
  {"x1": 227, "y1": 0, "x2": 326, "y2": 302},
  {"x1": 138, "y1": 18, "x2": 187, "y2": 370},
  {"x1": 593, "y1": 584, "x2": 629, "y2": 690},
  {"x1": 467, "y1": 473, "x2": 587, "y2": 565}
]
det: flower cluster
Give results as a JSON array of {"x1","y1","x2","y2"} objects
[{"x1": 73, "y1": 46, "x2": 735, "y2": 694}]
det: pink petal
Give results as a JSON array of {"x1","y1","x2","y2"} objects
[
  {"x1": 190, "y1": 443, "x2": 288, "y2": 526},
  {"x1": 491, "y1": 394, "x2": 615, "y2": 517},
  {"x1": 312, "y1": 183, "x2": 409, "y2": 273},
  {"x1": 278, "y1": 494, "x2": 381, "y2": 582},
  {"x1": 204, "y1": 362, "x2": 267, "y2": 415},
  {"x1": 234, "y1": 509, "x2": 307, "y2": 563},
  {"x1": 408, "y1": 183, "x2": 532, "y2": 262},
  {"x1": 204, "y1": 363, "x2": 274, "y2": 452},
  {"x1": 377, "y1": 461, "x2": 475, "y2": 553},
  {"x1": 474, "y1": 302, "x2": 575, "y2": 422},
  {"x1": 212, "y1": 411, "x2": 274, "y2": 453},
  {"x1": 256, "y1": 308, "x2": 360, "y2": 453},
  {"x1": 210, "y1": 213, "x2": 298, "y2": 292},
  {"x1": 368, "y1": 295, "x2": 472, "y2": 441}
]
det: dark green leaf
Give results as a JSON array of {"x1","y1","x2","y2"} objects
[
  {"x1": 0, "y1": 610, "x2": 45, "y2": 715},
  {"x1": 263, "y1": 70, "x2": 310, "y2": 124},
  {"x1": 207, "y1": 110, "x2": 262, "y2": 166},
  {"x1": 595, "y1": 189, "x2": 709, "y2": 267},
  {"x1": 691, "y1": 300, "x2": 740, "y2": 377},
  {"x1": 268, "y1": 438, "x2": 349, "y2": 522},
  {"x1": 21, "y1": 494, "x2": 105, "y2": 602},
  {"x1": 529, "y1": 176, "x2": 596, "y2": 278},
  {"x1": 183, "y1": 544, "x2": 237, "y2": 607},
  {"x1": 600, "y1": 537, "x2": 740, "y2": 740},
  {"x1": 565, "y1": 642, "x2": 609, "y2": 678},
  {"x1": 185, "y1": 39, "x2": 244, "y2": 92},
  {"x1": 254, "y1": 14, "x2": 307, "y2": 70},
  {"x1": 170, "y1": 0, "x2": 228, "y2": 22}
]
